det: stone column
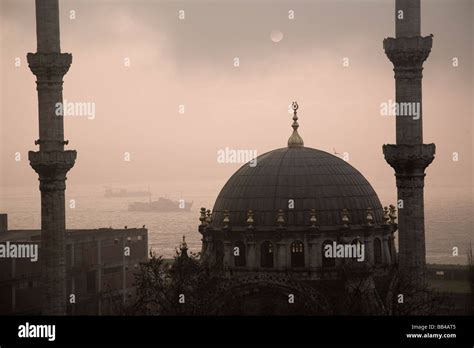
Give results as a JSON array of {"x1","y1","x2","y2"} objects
[
  {"x1": 200, "y1": 234, "x2": 211, "y2": 264},
  {"x1": 364, "y1": 238, "x2": 374, "y2": 265},
  {"x1": 395, "y1": 0, "x2": 421, "y2": 39},
  {"x1": 35, "y1": 0, "x2": 61, "y2": 54},
  {"x1": 308, "y1": 238, "x2": 320, "y2": 269},
  {"x1": 30, "y1": 152, "x2": 75, "y2": 315},
  {"x1": 382, "y1": 0, "x2": 434, "y2": 282},
  {"x1": 223, "y1": 240, "x2": 232, "y2": 270},
  {"x1": 383, "y1": 236, "x2": 392, "y2": 265},
  {"x1": 389, "y1": 235, "x2": 397, "y2": 263},
  {"x1": 276, "y1": 242, "x2": 287, "y2": 270},
  {"x1": 27, "y1": 0, "x2": 76, "y2": 316},
  {"x1": 247, "y1": 242, "x2": 257, "y2": 270}
]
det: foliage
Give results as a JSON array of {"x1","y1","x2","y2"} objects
[
  {"x1": 386, "y1": 268, "x2": 452, "y2": 315},
  {"x1": 129, "y1": 249, "x2": 219, "y2": 315}
]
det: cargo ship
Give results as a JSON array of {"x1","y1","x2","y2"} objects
[{"x1": 128, "y1": 197, "x2": 193, "y2": 212}]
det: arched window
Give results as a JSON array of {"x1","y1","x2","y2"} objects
[
  {"x1": 322, "y1": 240, "x2": 336, "y2": 268},
  {"x1": 291, "y1": 241, "x2": 305, "y2": 268},
  {"x1": 260, "y1": 241, "x2": 274, "y2": 268},
  {"x1": 374, "y1": 238, "x2": 382, "y2": 265},
  {"x1": 234, "y1": 241, "x2": 246, "y2": 267},
  {"x1": 215, "y1": 240, "x2": 224, "y2": 267}
]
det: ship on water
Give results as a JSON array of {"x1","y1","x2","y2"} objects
[
  {"x1": 128, "y1": 197, "x2": 193, "y2": 212},
  {"x1": 104, "y1": 187, "x2": 151, "y2": 198}
]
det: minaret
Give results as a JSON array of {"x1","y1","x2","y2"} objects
[
  {"x1": 382, "y1": 0, "x2": 435, "y2": 281},
  {"x1": 27, "y1": 0, "x2": 76, "y2": 315}
]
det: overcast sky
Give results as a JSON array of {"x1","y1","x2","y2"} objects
[{"x1": 0, "y1": 0, "x2": 472, "y2": 192}]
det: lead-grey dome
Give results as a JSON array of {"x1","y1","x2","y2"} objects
[{"x1": 211, "y1": 146, "x2": 384, "y2": 229}]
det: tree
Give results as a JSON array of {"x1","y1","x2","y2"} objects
[
  {"x1": 385, "y1": 268, "x2": 452, "y2": 315},
  {"x1": 129, "y1": 247, "x2": 219, "y2": 315}
]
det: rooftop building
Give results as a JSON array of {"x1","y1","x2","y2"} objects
[{"x1": 0, "y1": 215, "x2": 148, "y2": 315}]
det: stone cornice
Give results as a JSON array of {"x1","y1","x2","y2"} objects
[
  {"x1": 200, "y1": 223, "x2": 397, "y2": 237},
  {"x1": 29, "y1": 150, "x2": 76, "y2": 191},
  {"x1": 383, "y1": 143, "x2": 435, "y2": 177},
  {"x1": 383, "y1": 35, "x2": 433, "y2": 79},
  {"x1": 27, "y1": 52, "x2": 72, "y2": 79}
]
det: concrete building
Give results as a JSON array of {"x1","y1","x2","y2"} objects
[{"x1": 0, "y1": 214, "x2": 148, "y2": 315}]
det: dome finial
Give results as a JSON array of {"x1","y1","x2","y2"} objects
[
  {"x1": 179, "y1": 235, "x2": 188, "y2": 258},
  {"x1": 288, "y1": 101, "x2": 304, "y2": 148}
]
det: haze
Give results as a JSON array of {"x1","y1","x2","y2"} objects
[{"x1": 0, "y1": 0, "x2": 472, "y2": 193}]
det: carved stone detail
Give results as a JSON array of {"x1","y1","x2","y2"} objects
[
  {"x1": 29, "y1": 150, "x2": 76, "y2": 192},
  {"x1": 27, "y1": 52, "x2": 72, "y2": 80},
  {"x1": 383, "y1": 36, "x2": 433, "y2": 79},
  {"x1": 383, "y1": 143, "x2": 435, "y2": 174}
]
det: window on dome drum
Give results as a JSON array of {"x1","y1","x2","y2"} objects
[
  {"x1": 322, "y1": 240, "x2": 335, "y2": 268},
  {"x1": 234, "y1": 241, "x2": 246, "y2": 267},
  {"x1": 291, "y1": 241, "x2": 305, "y2": 267},
  {"x1": 260, "y1": 241, "x2": 274, "y2": 268},
  {"x1": 215, "y1": 240, "x2": 224, "y2": 267},
  {"x1": 374, "y1": 238, "x2": 382, "y2": 265}
]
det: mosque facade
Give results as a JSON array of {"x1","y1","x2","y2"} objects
[{"x1": 198, "y1": 103, "x2": 399, "y2": 314}]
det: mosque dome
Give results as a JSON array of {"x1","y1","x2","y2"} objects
[{"x1": 210, "y1": 102, "x2": 384, "y2": 230}]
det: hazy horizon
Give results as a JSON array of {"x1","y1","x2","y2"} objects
[{"x1": 1, "y1": 0, "x2": 472, "y2": 193}]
